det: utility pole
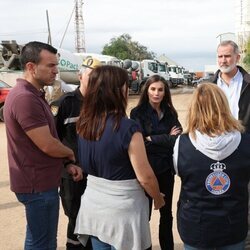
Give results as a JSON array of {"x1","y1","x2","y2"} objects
[
  {"x1": 75, "y1": 0, "x2": 86, "y2": 52},
  {"x1": 46, "y1": 10, "x2": 52, "y2": 45},
  {"x1": 235, "y1": 0, "x2": 250, "y2": 59}
]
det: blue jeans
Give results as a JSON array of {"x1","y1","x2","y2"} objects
[
  {"x1": 90, "y1": 236, "x2": 116, "y2": 250},
  {"x1": 16, "y1": 188, "x2": 59, "y2": 250},
  {"x1": 184, "y1": 240, "x2": 245, "y2": 250}
]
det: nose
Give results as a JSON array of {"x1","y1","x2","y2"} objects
[
  {"x1": 222, "y1": 56, "x2": 226, "y2": 61},
  {"x1": 220, "y1": 55, "x2": 228, "y2": 62},
  {"x1": 154, "y1": 90, "x2": 160, "y2": 95}
]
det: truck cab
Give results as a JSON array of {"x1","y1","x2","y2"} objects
[
  {"x1": 167, "y1": 65, "x2": 184, "y2": 86},
  {"x1": 139, "y1": 59, "x2": 171, "y2": 89}
]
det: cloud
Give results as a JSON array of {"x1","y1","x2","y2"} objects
[{"x1": 0, "y1": 0, "x2": 235, "y2": 70}]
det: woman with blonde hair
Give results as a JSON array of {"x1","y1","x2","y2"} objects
[
  {"x1": 74, "y1": 65, "x2": 165, "y2": 250},
  {"x1": 173, "y1": 83, "x2": 250, "y2": 250}
]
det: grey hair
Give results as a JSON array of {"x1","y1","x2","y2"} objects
[
  {"x1": 217, "y1": 40, "x2": 239, "y2": 54},
  {"x1": 78, "y1": 66, "x2": 88, "y2": 75}
]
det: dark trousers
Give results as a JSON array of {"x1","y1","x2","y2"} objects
[
  {"x1": 147, "y1": 169, "x2": 175, "y2": 250},
  {"x1": 60, "y1": 177, "x2": 92, "y2": 250}
]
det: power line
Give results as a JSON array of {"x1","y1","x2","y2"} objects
[{"x1": 59, "y1": 2, "x2": 76, "y2": 48}]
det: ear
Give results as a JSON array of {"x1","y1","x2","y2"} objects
[
  {"x1": 236, "y1": 53, "x2": 240, "y2": 63},
  {"x1": 26, "y1": 62, "x2": 36, "y2": 72}
]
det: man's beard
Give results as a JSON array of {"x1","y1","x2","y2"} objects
[{"x1": 219, "y1": 63, "x2": 236, "y2": 73}]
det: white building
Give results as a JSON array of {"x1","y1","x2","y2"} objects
[{"x1": 235, "y1": 0, "x2": 250, "y2": 54}]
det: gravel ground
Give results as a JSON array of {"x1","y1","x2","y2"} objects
[{"x1": 0, "y1": 86, "x2": 194, "y2": 249}]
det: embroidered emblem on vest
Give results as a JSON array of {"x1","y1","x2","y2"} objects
[
  {"x1": 50, "y1": 105, "x2": 59, "y2": 116},
  {"x1": 205, "y1": 162, "x2": 230, "y2": 195}
]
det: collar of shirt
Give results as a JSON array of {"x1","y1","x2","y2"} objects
[
  {"x1": 217, "y1": 69, "x2": 243, "y2": 89},
  {"x1": 147, "y1": 102, "x2": 165, "y2": 117},
  {"x1": 146, "y1": 103, "x2": 165, "y2": 129},
  {"x1": 217, "y1": 69, "x2": 243, "y2": 119},
  {"x1": 17, "y1": 78, "x2": 46, "y2": 99},
  {"x1": 75, "y1": 87, "x2": 84, "y2": 101}
]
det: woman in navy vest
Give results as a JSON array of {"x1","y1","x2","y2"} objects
[
  {"x1": 130, "y1": 75, "x2": 182, "y2": 250},
  {"x1": 173, "y1": 83, "x2": 250, "y2": 250}
]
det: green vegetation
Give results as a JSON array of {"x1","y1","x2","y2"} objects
[
  {"x1": 102, "y1": 33, "x2": 155, "y2": 60},
  {"x1": 243, "y1": 38, "x2": 250, "y2": 72}
]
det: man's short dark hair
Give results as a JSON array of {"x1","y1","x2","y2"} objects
[{"x1": 20, "y1": 41, "x2": 57, "y2": 70}]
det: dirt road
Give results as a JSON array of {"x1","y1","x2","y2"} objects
[{"x1": 0, "y1": 87, "x2": 194, "y2": 249}]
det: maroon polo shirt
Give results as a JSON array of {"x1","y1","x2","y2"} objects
[{"x1": 4, "y1": 78, "x2": 63, "y2": 193}]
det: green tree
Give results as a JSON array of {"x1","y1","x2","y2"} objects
[
  {"x1": 102, "y1": 33, "x2": 155, "y2": 60},
  {"x1": 243, "y1": 38, "x2": 250, "y2": 72}
]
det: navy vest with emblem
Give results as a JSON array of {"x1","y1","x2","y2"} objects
[{"x1": 177, "y1": 134, "x2": 250, "y2": 248}]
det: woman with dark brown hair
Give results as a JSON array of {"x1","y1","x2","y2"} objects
[
  {"x1": 74, "y1": 65, "x2": 165, "y2": 250},
  {"x1": 130, "y1": 75, "x2": 182, "y2": 250}
]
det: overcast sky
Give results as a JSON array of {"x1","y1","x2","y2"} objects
[{"x1": 0, "y1": 0, "x2": 235, "y2": 71}]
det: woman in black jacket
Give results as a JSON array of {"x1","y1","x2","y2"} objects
[{"x1": 130, "y1": 75, "x2": 182, "y2": 250}]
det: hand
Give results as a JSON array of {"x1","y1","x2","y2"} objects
[
  {"x1": 170, "y1": 126, "x2": 182, "y2": 136},
  {"x1": 66, "y1": 164, "x2": 83, "y2": 182},
  {"x1": 154, "y1": 193, "x2": 165, "y2": 210}
]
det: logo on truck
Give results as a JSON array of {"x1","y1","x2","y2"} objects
[{"x1": 59, "y1": 59, "x2": 79, "y2": 71}]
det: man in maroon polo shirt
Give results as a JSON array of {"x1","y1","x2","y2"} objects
[{"x1": 4, "y1": 41, "x2": 82, "y2": 250}]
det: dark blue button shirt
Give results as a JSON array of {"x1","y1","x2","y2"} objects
[{"x1": 78, "y1": 116, "x2": 141, "y2": 180}]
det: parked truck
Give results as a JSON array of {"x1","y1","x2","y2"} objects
[
  {"x1": 75, "y1": 52, "x2": 122, "y2": 67},
  {"x1": 128, "y1": 59, "x2": 172, "y2": 94},
  {"x1": 167, "y1": 65, "x2": 184, "y2": 85}
]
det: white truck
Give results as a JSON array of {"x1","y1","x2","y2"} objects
[
  {"x1": 167, "y1": 65, "x2": 184, "y2": 85},
  {"x1": 74, "y1": 52, "x2": 122, "y2": 67},
  {"x1": 129, "y1": 59, "x2": 171, "y2": 93},
  {"x1": 57, "y1": 51, "x2": 123, "y2": 84},
  {"x1": 57, "y1": 48, "x2": 83, "y2": 84}
]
